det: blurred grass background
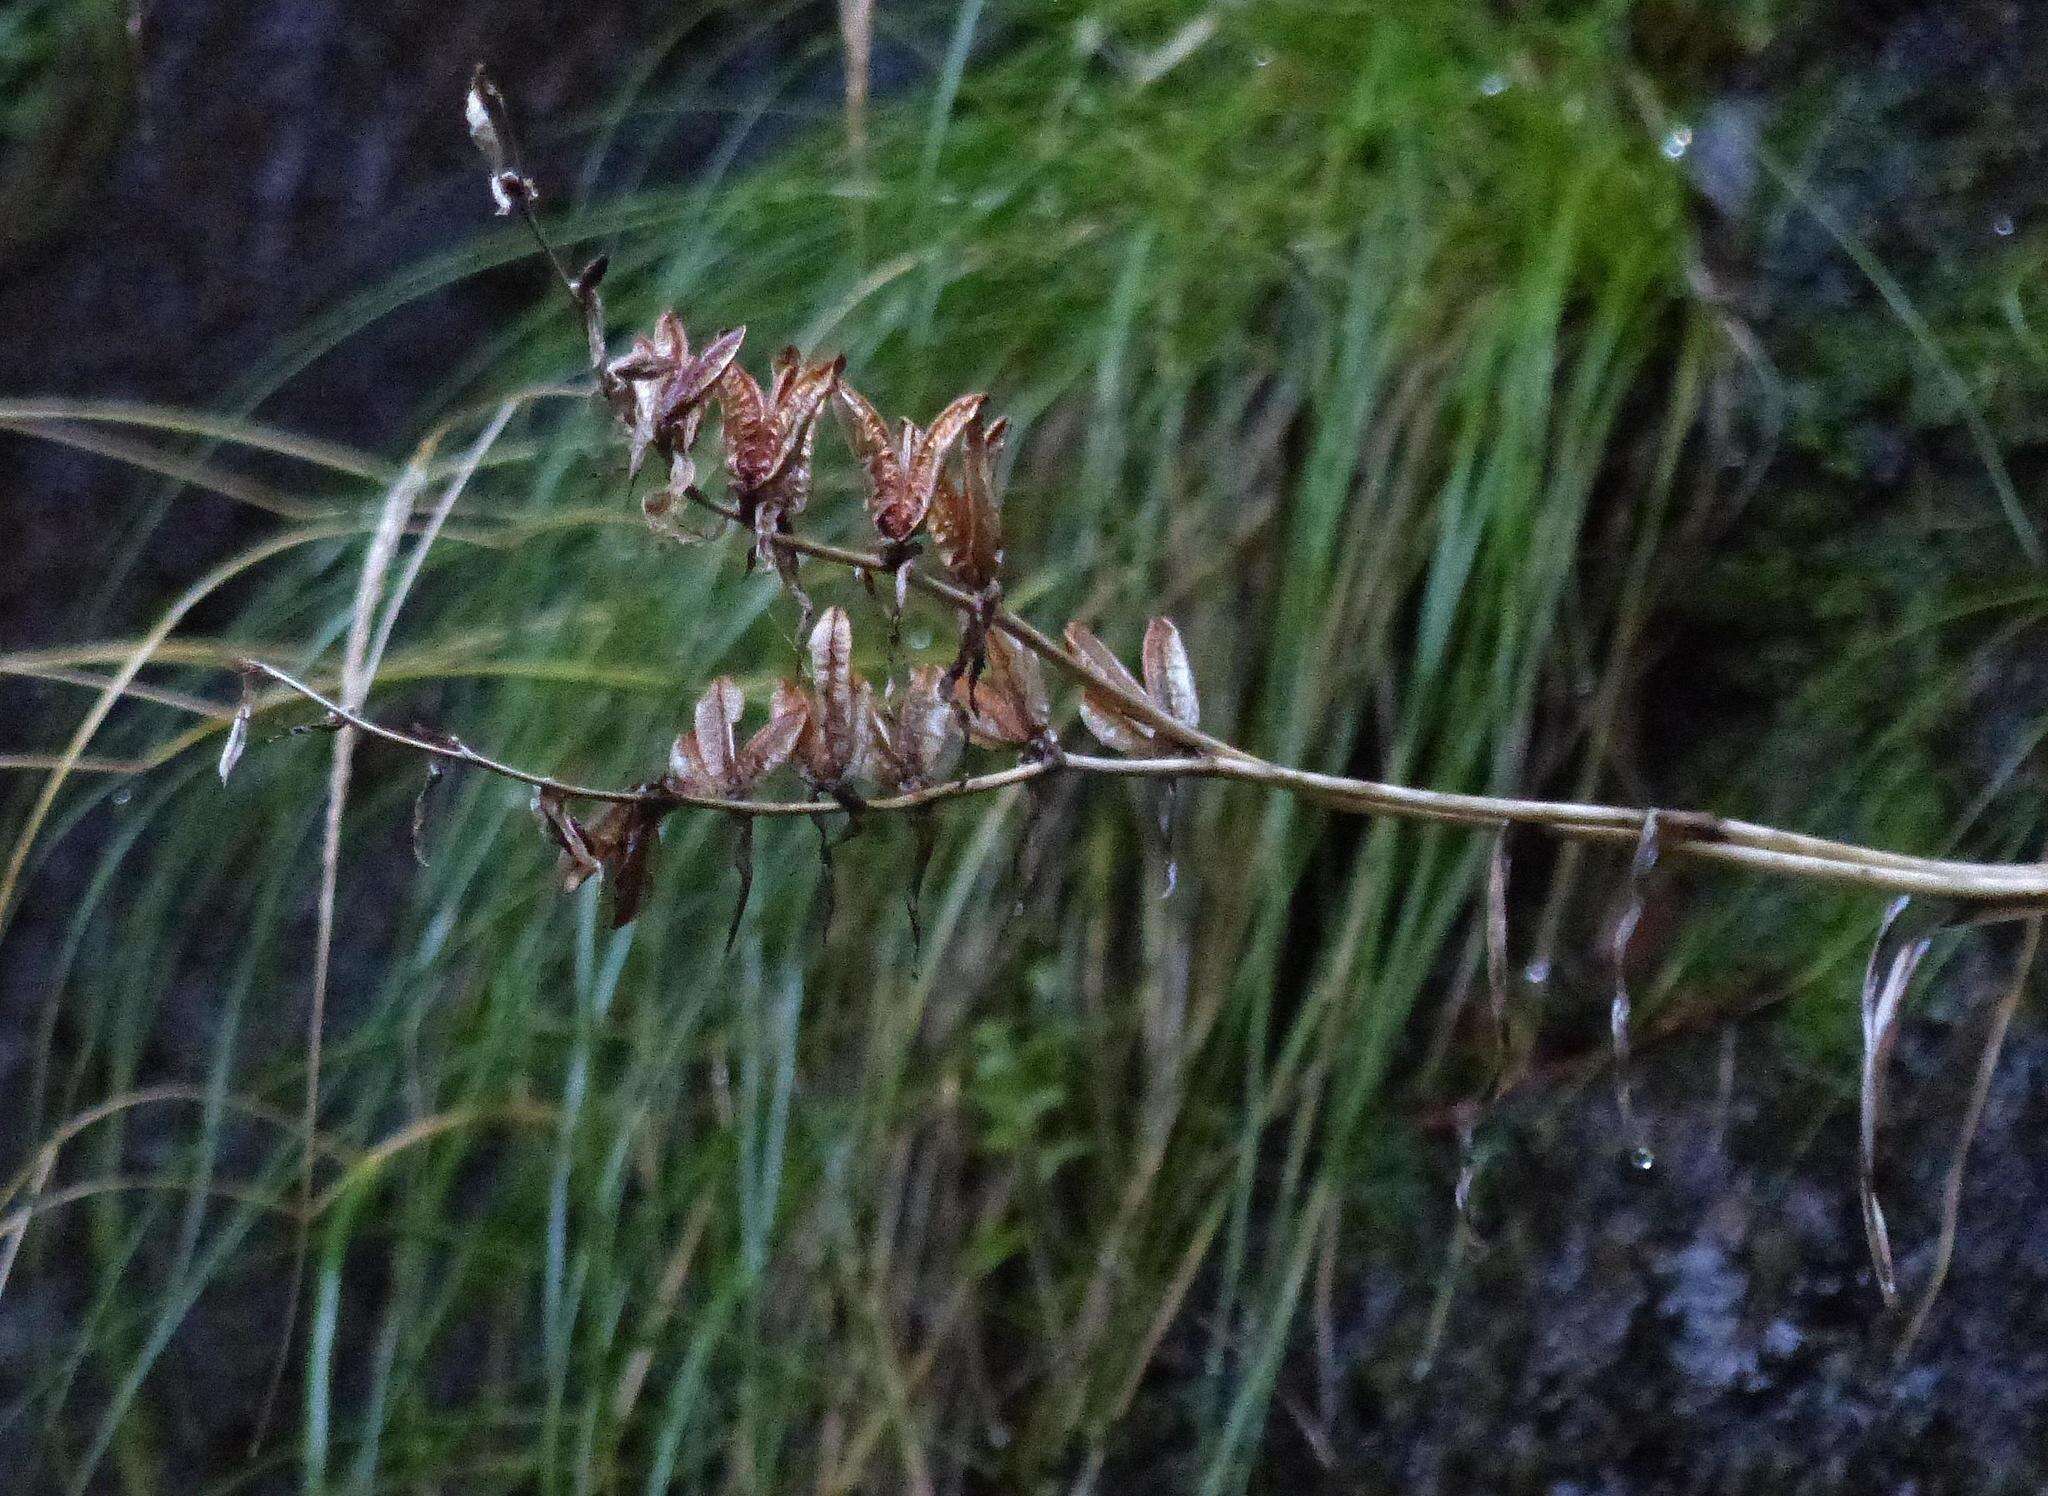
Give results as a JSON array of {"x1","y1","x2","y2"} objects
[{"x1": 4, "y1": 0, "x2": 2048, "y2": 1489}]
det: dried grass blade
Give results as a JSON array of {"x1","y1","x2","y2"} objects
[
  {"x1": 1609, "y1": 812, "x2": 1661, "y2": 1165},
  {"x1": 1897, "y1": 910, "x2": 2043, "y2": 1358},
  {"x1": 1858, "y1": 895, "x2": 1944, "y2": 1309},
  {"x1": 838, "y1": 0, "x2": 873, "y2": 161},
  {"x1": 255, "y1": 431, "x2": 434, "y2": 1451},
  {"x1": 1485, "y1": 825, "x2": 1513, "y2": 1095}
]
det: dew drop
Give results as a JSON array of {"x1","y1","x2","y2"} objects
[
  {"x1": 1661, "y1": 127, "x2": 1693, "y2": 161},
  {"x1": 1252, "y1": 50, "x2": 1275, "y2": 68},
  {"x1": 110, "y1": 786, "x2": 133, "y2": 806},
  {"x1": 1523, "y1": 958, "x2": 1551, "y2": 986},
  {"x1": 1479, "y1": 71, "x2": 1509, "y2": 97},
  {"x1": 1992, "y1": 213, "x2": 2016, "y2": 237},
  {"x1": 1627, "y1": 1144, "x2": 1656, "y2": 1173}
]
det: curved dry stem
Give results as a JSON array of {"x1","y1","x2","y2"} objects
[
  {"x1": 240, "y1": 649, "x2": 2048, "y2": 908},
  {"x1": 1895, "y1": 910, "x2": 2044, "y2": 1360},
  {"x1": 677, "y1": 490, "x2": 2048, "y2": 906}
]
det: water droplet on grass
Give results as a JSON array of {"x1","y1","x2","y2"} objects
[
  {"x1": 1479, "y1": 72, "x2": 1508, "y2": 97},
  {"x1": 1992, "y1": 213, "x2": 2015, "y2": 237},
  {"x1": 1628, "y1": 1144, "x2": 1656, "y2": 1172},
  {"x1": 1662, "y1": 127, "x2": 1693, "y2": 161}
]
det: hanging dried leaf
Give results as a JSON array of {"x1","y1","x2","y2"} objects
[
  {"x1": 1141, "y1": 617, "x2": 1199, "y2": 731},
  {"x1": 1859, "y1": 896, "x2": 1945, "y2": 1309}
]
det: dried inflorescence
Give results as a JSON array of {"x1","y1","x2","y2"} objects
[{"x1": 198, "y1": 69, "x2": 2048, "y2": 1369}]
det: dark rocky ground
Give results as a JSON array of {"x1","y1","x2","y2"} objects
[
  {"x1": 1290, "y1": 1009, "x2": 2048, "y2": 1494},
  {"x1": 5, "y1": 1, "x2": 2048, "y2": 1490}
]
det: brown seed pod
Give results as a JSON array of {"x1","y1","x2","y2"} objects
[
  {"x1": 795, "y1": 606, "x2": 874, "y2": 790},
  {"x1": 953, "y1": 630, "x2": 1050, "y2": 749},
  {"x1": 835, "y1": 384, "x2": 987, "y2": 546},
  {"x1": 929, "y1": 413, "x2": 1008, "y2": 593},
  {"x1": 666, "y1": 677, "x2": 809, "y2": 799},
  {"x1": 1065, "y1": 616, "x2": 1201, "y2": 754},
  {"x1": 868, "y1": 666, "x2": 963, "y2": 793}
]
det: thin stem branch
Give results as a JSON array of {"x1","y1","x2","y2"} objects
[
  {"x1": 243, "y1": 644, "x2": 2048, "y2": 907},
  {"x1": 676, "y1": 490, "x2": 2048, "y2": 906},
  {"x1": 239, "y1": 659, "x2": 1056, "y2": 814}
]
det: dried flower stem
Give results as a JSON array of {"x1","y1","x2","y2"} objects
[
  {"x1": 249, "y1": 496, "x2": 2048, "y2": 913},
  {"x1": 677, "y1": 490, "x2": 2048, "y2": 906}
]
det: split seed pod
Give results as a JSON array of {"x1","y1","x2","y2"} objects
[
  {"x1": 720, "y1": 350, "x2": 844, "y2": 534},
  {"x1": 1064, "y1": 617, "x2": 1200, "y2": 753},
  {"x1": 835, "y1": 385, "x2": 988, "y2": 549},
  {"x1": 465, "y1": 65, "x2": 537, "y2": 216},
  {"x1": 795, "y1": 606, "x2": 874, "y2": 792},
  {"x1": 609, "y1": 316, "x2": 746, "y2": 484},
  {"x1": 953, "y1": 630, "x2": 1051, "y2": 749},
  {"x1": 868, "y1": 666, "x2": 964, "y2": 793},
  {"x1": 929, "y1": 412, "x2": 1008, "y2": 594},
  {"x1": 666, "y1": 676, "x2": 809, "y2": 800}
]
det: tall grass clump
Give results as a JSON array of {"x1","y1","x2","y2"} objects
[{"x1": 10, "y1": 2, "x2": 2035, "y2": 1489}]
